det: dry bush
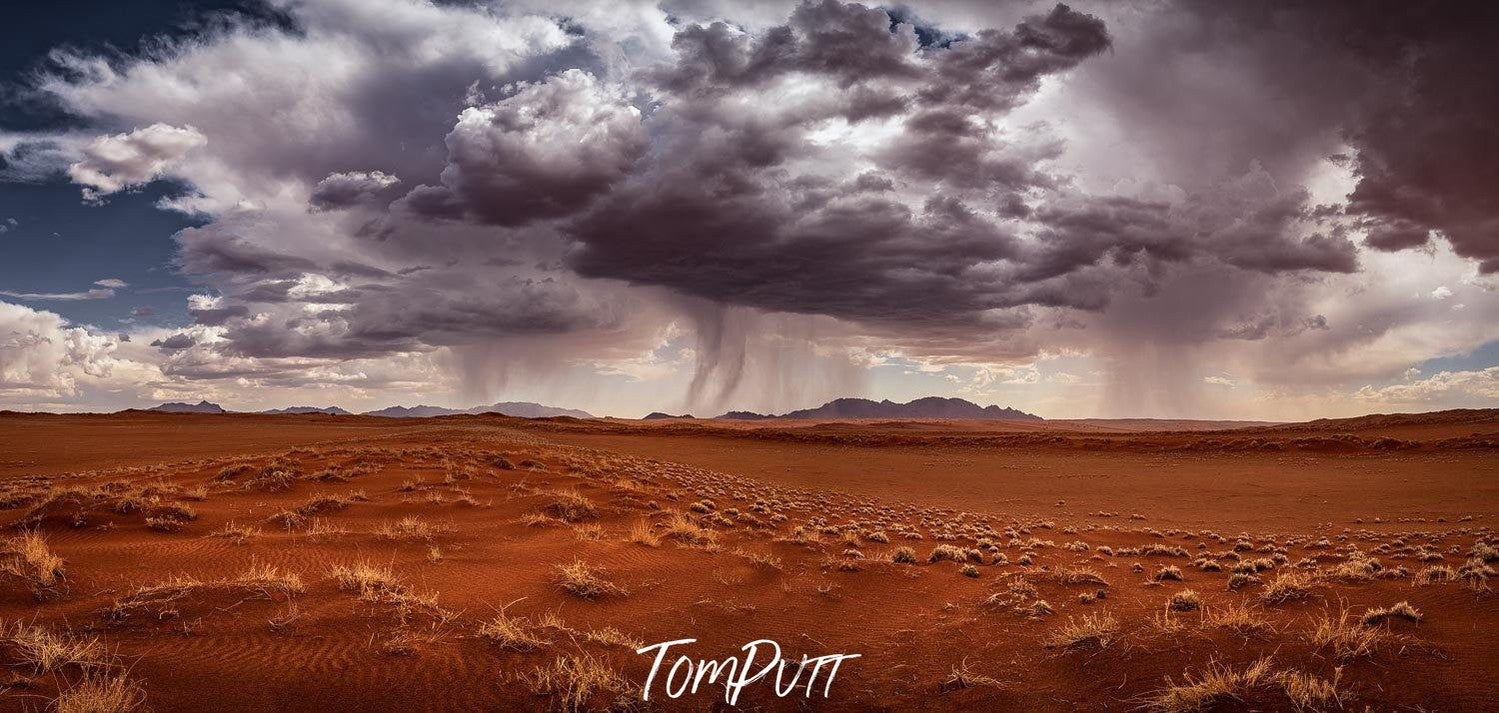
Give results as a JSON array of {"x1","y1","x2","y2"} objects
[
  {"x1": 377, "y1": 516, "x2": 444, "y2": 541},
  {"x1": 1259, "y1": 573, "x2": 1312, "y2": 604},
  {"x1": 145, "y1": 516, "x2": 183, "y2": 533},
  {"x1": 521, "y1": 653, "x2": 638, "y2": 712},
  {"x1": 584, "y1": 626, "x2": 643, "y2": 650},
  {"x1": 553, "y1": 561, "x2": 626, "y2": 600},
  {"x1": 1169, "y1": 589, "x2": 1202, "y2": 612},
  {"x1": 939, "y1": 659, "x2": 1005, "y2": 693},
  {"x1": 477, "y1": 605, "x2": 551, "y2": 651},
  {"x1": 733, "y1": 548, "x2": 783, "y2": 570},
  {"x1": 6, "y1": 622, "x2": 107, "y2": 673},
  {"x1": 542, "y1": 490, "x2": 598, "y2": 523},
  {"x1": 209, "y1": 521, "x2": 260, "y2": 545},
  {"x1": 1045, "y1": 612, "x2": 1119, "y2": 652},
  {"x1": 929, "y1": 544, "x2": 967, "y2": 563},
  {"x1": 51, "y1": 672, "x2": 147, "y2": 713},
  {"x1": 1137, "y1": 609, "x2": 1184, "y2": 639},
  {"x1": 108, "y1": 562, "x2": 304, "y2": 621},
  {"x1": 1226, "y1": 573, "x2": 1261, "y2": 591},
  {"x1": 1, "y1": 530, "x2": 65, "y2": 596},
  {"x1": 330, "y1": 560, "x2": 449, "y2": 622},
  {"x1": 625, "y1": 520, "x2": 660, "y2": 548},
  {"x1": 660, "y1": 512, "x2": 716, "y2": 547},
  {"x1": 1277, "y1": 668, "x2": 1345, "y2": 712},
  {"x1": 1052, "y1": 567, "x2": 1109, "y2": 587},
  {"x1": 1142, "y1": 657, "x2": 1274, "y2": 712},
  {"x1": 1311, "y1": 610, "x2": 1389, "y2": 660},
  {"x1": 1361, "y1": 600, "x2": 1422, "y2": 627},
  {"x1": 891, "y1": 546, "x2": 918, "y2": 564},
  {"x1": 1154, "y1": 566, "x2": 1184, "y2": 582},
  {"x1": 1143, "y1": 658, "x2": 1344, "y2": 713},
  {"x1": 265, "y1": 510, "x2": 308, "y2": 530},
  {"x1": 295, "y1": 494, "x2": 352, "y2": 517},
  {"x1": 1203, "y1": 603, "x2": 1275, "y2": 637},
  {"x1": 306, "y1": 518, "x2": 348, "y2": 542}
]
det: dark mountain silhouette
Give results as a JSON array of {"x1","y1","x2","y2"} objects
[
  {"x1": 149, "y1": 400, "x2": 227, "y2": 414},
  {"x1": 642, "y1": 412, "x2": 694, "y2": 420},
  {"x1": 713, "y1": 397, "x2": 1040, "y2": 421},
  {"x1": 259, "y1": 406, "x2": 351, "y2": 415},
  {"x1": 362, "y1": 401, "x2": 593, "y2": 419}
]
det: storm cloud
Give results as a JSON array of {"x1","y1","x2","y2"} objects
[{"x1": 1, "y1": 0, "x2": 1494, "y2": 417}]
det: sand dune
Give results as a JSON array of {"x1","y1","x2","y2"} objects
[{"x1": 0, "y1": 411, "x2": 1494, "y2": 711}]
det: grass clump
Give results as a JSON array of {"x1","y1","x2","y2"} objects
[
  {"x1": 542, "y1": 490, "x2": 598, "y2": 523},
  {"x1": 1259, "y1": 572, "x2": 1312, "y2": 604},
  {"x1": 1, "y1": 530, "x2": 66, "y2": 597},
  {"x1": 520, "y1": 652, "x2": 638, "y2": 712},
  {"x1": 1045, "y1": 611, "x2": 1119, "y2": 652},
  {"x1": 553, "y1": 561, "x2": 626, "y2": 600},
  {"x1": 52, "y1": 672, "x2": 147, "y2": 713}
]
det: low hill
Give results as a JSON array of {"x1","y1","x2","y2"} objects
[
  {"x1": 149, "y1": 401, "x2": 226, "y2": 414},
  {"x1": 759, "y1": 396, "x2": 1040, "y2": 421},
  {"x1": 362, "y1": 401, "x2": 594, "y2": 419}
]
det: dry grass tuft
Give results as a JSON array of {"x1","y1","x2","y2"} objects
[
  {"x1": 1, "y1": 530, "x2": 66, "y2": 596},
  {"x1": 331, "y1": 560, "x2": 449, "y2": 622},
  {"x1": 1143, "y1": 657, "x2": 1345, "y2": 713},
  {"x1": 477, "y1": 604, "x2": 551, "y2": 651},
  {"x1": 1052, "y1": 567, "x2": 1110, "y2": 587},
  {"x1": 109, "y1": 562, "x2": 304, "y2": 621},
  {"x1": 6, "y1": 622, "x2": 107, "y2": 673},
  {"x1": 1203, "y1": 603, "x2": 1275, "y2": 637},
  {"x1": 1141, "y1": 657, "x2": 1273, "y2": 712},
  {"x1": 626, "y1": 520, "x2": 660, "y2": 547},
  {"x1": 939, "y1": 659, "x2": 1005, "y2": 693},
  {"x1": 1259, "y1": 572, "x2": 1312, "y2": 604},
  {"x1": 1277, "y1": 668, "x2": 1346, "y2": 712},
  {"x1": 209, "y1": 521, "x2": 260, "y2": 545},
  {"x1": 1168, "y1": 589, "x2": 1202, "y2": 612},
  {"x1": 521, "y1": 652, "x2": 638, "y2": 712},
  {"x1": 1361, "y1": 600, "x2": 1422, "y2": 627},
  {"x1": 1311, "y1": 610, "x2": 1389, "y2": 660},
  {"x1": 553, "y1": 561, "x2": 626, "y2": 600},
  {"x1": 660, "y1": 512, "x2": 716, "y2": 547},
  {"x1": 52, "y1": 672, "x2": 147, "y2": 713},
  {"x1": 542, "y1": 490, "x2": 598, "y2": 523},
  {"x1": 1046, "y1": 611, "x2": 1120, "y2": 652},
  {"x1": 376, "y1": 515, "x2": 444, "y2": 541}
]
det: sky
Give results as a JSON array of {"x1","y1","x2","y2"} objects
[{"x1": 0, "y1": 0, "x2": 1496, "y2": 419}]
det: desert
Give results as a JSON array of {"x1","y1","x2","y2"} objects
[
  {"x1": 0, "y1": 408, "x2": 1494, "y2": 711},
  {"x1": 4, "y1": 0, "x2": 1499, "y2": 710}
]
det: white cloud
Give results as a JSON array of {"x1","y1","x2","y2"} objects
[
  {"x1": 67, "y1": 123, "x2": 205, "y2": 201},
  {"x1": 1355, "y1": 368, "x2": 1499, "y2": 404},
  {"x1": 0, "y1": 288, "x2": 116, "y2": 301}
]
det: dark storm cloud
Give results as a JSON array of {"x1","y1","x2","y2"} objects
[
  {"x1": 150, "y1": 332, "x2": 196, "y2": 349},
  {"x1": 566, "y1": 2, "x2": 1120, "y2": 328},
  {"x1": 399, "y1": 69, "x2": 647, "y2": 227},
  {"x1": 563, "y1": 1, "x2": 1359, "y2": 336},
  {"x1": 1341, "y1": 2, "x2": 1499, "y2": 272},
  {"x1": 308, "y1": 170, "x2": 401, "y2": 211}
]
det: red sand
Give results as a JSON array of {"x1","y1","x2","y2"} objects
[{"x1": 0, "y1": 410, "x2": 1495, "y2": 711}]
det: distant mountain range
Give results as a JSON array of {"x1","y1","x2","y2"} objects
[
  {"x1": 360, "y1": 401, "x2": 594, "y2": 419},
  {"x1": 148, "y1": 400, "x2": 227, "y2": 414},
  {"x1": 259, "y1": 406, "x2": 352, "y2": 415},
  {"x1": 145, "y1": 397, "x2": 1031, "y2": 421},
  {"x1": 146, "y1": 400, "x2": 592, "y2": 419},
  {"x1": 714, "y1": 397, "x2": 1041, "y2": 421}
]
